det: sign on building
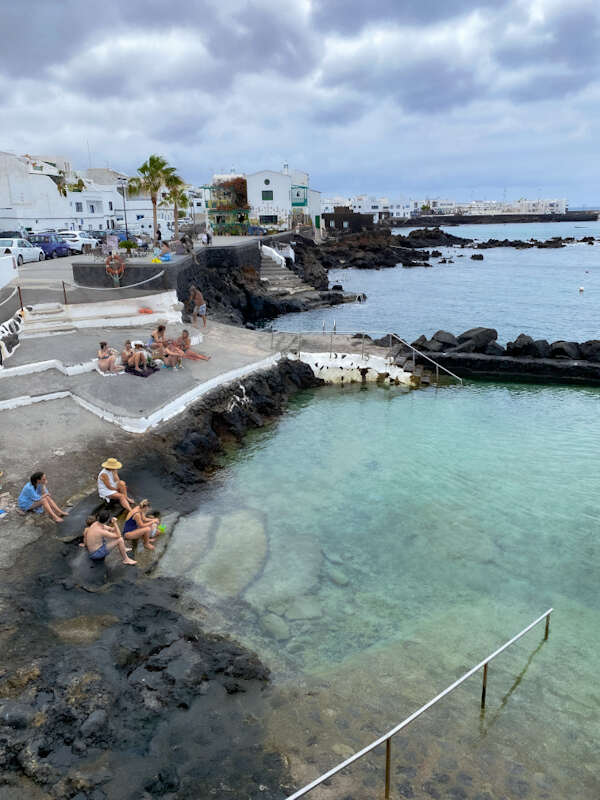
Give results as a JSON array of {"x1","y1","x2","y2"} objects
[{"x1": 291, "y1": 185, "x2": 308, "y2": 207}]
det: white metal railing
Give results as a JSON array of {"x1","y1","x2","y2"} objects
[
  {"x1": 285, "y1": 608, "x2": 553, "y2": 800},
  {"x1": 269, "y1": 326, "x2": 463, "y2": 385}
]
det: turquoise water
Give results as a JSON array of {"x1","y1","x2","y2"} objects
[
  {"x1": 160, "y1": 382, "x2": 600, "y2": 798},
  {"x1": 278, "y1": 221, "x2": 600, "y2": 343}
]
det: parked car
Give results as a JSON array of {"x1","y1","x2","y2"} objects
[
  {"x1": 0, "y1": 230, "x2": 24, "y2": 238},
  {"x1": 247, "y1": 225, "x2": 268, "y2": 235},
  {"x1": 28, "y1": 233, "x2": 70, "y2": 259},
  {"x1": 0, "y1": 237, "x2": 45, "y2": 265},
  {"x1": 56, "y1": 230, "x2": 99, "y2": 254}
]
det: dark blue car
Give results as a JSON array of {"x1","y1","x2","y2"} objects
[{"x1": 29, "y1": 233, "x2": 70, "y2": 259}]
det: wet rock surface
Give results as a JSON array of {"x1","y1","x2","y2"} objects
[
  {"x1": 0, "y1": 359, "x2": 323, "y2": 799},
  {"x1": 0, "y1": 557, "x2": 293, "y2": 799}
]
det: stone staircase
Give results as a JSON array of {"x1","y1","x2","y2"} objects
[
  {"x1": 395, "y1": 356, "x2": 433, "y2": 386},
  {"x1": 259, "y1": 252, "x2": 319, "y2": 298}
]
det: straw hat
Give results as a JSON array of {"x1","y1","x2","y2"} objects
[{"x1": 101, "y1": 458, "x2": 122, "y2": 470}]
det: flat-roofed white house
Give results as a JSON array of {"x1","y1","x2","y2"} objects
[{"x1": 246, "y1": 165, "x2": 321, "y2": 229}]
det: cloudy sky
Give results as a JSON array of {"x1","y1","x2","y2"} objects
[{"x1": 2, "y1": 0, "x2": 600, "y2": 203}]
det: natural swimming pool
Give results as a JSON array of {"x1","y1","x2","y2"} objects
[{"x1": 158, "y1": 381, "x2": 600, "y2": 798}]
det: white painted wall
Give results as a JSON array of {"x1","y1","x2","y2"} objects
[
  {"x1": 247, "y1": 170, "x2": 292, "y2": 226},
  {"x1": 0, "y1": 253, "x2": 16, "y2": 290}
]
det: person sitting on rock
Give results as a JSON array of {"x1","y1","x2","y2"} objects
[
  {"x1": 85, "y1": 510, "x2": 136, "y2": 565},
  {"x1": 79, "y1": 515, "x2": 97, "y2": 548},
  {"x1": 17, "y1": 471, "x2": 69, "y2": 523},
  {"x1": 174, "y1": 329, "x2": 211, "y2": 361},
  {"x1": 122, "y1": 499, "x2": 158, "y2": 551},
  {"x1": 97, "y1": 458, "x2": 133, "y2": 511}
]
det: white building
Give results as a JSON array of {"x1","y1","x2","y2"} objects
[
  {"x1": 321, "y1": 194, "x2": 393, "y2": 223},
  {"x1": 246, "y1": 164, "x2": 321, "y2": 229},
  {"x1": 0, "y1": 152, "x2": 177, "y2": 237},
  {"x1": 0, "y1": 152, "x2": 123, "y2": 233}
]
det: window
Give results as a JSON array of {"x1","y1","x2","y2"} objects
[
  {"x1": 343, "y1": 221, "x2": 349, "y2": 228},
  {"x1": 259, "y1": 215, "x2": 277, "y2": 224},
  {"x1": 262, "y1": 190, "x2": 273, "y2": 201},
  {"x1": 264, "y1": 178, "x2": 270, "y2": 185},
  {"x1": 329, "y1": 220, "x2": 335, "y2": 227},
  {"x1": 371, "y1": 205, "x2": 379, "y2": 210},
  {"x1": 89, "y1": 204, "x2": 95, "y2": 214},
  {"x1": 109, "y1": 201, "x2": 113, "y2": 210},
  {"x1": 136, "y1": 214, "x2": 144, "y2": 220},
  {"x1": 75, "y1": 202, "x2": 83, "y2": 212}
]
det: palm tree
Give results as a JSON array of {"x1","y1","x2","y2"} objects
[
  {"x1": 163, "y1": 173, "x2": 188, "y2": 239},
  {"x1": 53, "y1": 169, "x2": 67, "y2": 197},
  {"x1": 128, "y1": 154, "x2": 176, "y2": 244}
]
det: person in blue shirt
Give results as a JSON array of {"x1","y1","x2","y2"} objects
[{"x1": 18, "y1": 471, "x2": 69, "y2": 523}]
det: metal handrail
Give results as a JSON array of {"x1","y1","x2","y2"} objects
[
  {"x1": 269, "y1": 327, "x2": 463, "y2": 385},
  {"x1": 285, "y1": 608, "x2": 553, "y2": 800},
  {"x1": 388, "y1": 332, "x2": 464, "y2": 385}
]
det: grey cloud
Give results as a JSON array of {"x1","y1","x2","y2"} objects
[
  {"x1": 508, "y1": 72, "x2": 592, "y2": 103},
  {"x1": 496, "y1": 8, "x2": 600, "y2": 69},
  {"x1": 323, "y1": 55, "x2": 482, "y2": 113},
  {"x1": 311, "y1": 0, "x2": 504, "y2": 34},
  {"x1": 0, "y1": 0, "x2": 315, "y2": 87},
  {"x1": 310, "y1": 98, "x2": 369, "y2": 125}
]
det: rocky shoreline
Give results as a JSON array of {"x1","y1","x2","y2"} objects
[
  {"x1": 288, "y1": 227, "x2": 598, "y2": 282},
  {"x1": 373, "y1": 327, "x2": 600, "y2": 384},
  {"x1": 0, "y1": 359, "x2": 322, "y2": 799},
  {"x1": 389, "y1": 211, "x2": 598, "y2": 226}
]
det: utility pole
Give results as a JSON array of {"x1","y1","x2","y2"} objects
[{"x1": 119, "y1": 178, "x2": 129, "y2": 240}]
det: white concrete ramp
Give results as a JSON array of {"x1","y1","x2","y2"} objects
[{"x1": 21, "y1": 291, "x2": 186, "y2": 337}]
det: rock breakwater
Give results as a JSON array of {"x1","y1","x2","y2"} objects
[{"x1": 376, "y1": 327, "x2": 600, "y2": 384}]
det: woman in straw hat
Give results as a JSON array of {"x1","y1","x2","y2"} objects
[{"x1": 97, "y1": 458, "x2": 133, "y2": 511}]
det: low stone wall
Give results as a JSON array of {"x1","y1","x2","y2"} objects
[
  {"x1": 175, "y1": 242, "x2": 260, "y2": 300},
  {"x1": 72, "y1": 260, "x2": 175, "y2": 290},
  {"x1": 72, "y1": 241, "x2": 261, "y2": 294}
]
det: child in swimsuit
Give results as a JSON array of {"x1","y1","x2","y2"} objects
[{"x1": 123, "y1": 500, "x2": 158, "y2": 550}]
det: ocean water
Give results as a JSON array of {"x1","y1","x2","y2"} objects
[
  {"x1": 158, "y1": 381, "x2": 600, "y2": 798},
  {"x1": 277, "y1": 220, "x2": 600, "y2": 343}
]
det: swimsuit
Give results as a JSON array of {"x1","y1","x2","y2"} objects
[
  {"x1": 89, "y1": 539, "x2": 109, "y2": 560},
  {"x1": 123, "y1": 517, "x2": 138, "y2": 534}
]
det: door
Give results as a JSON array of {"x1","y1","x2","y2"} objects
[
  {"x1": 19, "y1": 240, "x2": 34, "y2": 261},
  {"x1": 315, "y1": 215, "x2": 320, "y2": 229}
]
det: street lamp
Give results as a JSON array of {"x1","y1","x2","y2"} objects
[{"x1": 118, "y1": 178, "x2": 129, "y2": 240}]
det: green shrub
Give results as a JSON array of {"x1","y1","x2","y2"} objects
[{"x1": 119, "y1": 240, "x2": 137, "y2": 251}]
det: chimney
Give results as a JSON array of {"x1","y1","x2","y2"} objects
[{"x1": 282, "y1": 162, "x2": 289, "y2": 175}]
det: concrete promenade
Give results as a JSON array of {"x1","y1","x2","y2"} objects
[{"x1": 0, "y1": 235, "x2": 264, "y2": 316}]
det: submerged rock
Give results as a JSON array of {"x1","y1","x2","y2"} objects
[
  {"x1": 190, "y1": 509, "x2": 267, "y2": 598},
  {"x1": 261, "y1": 613, "x2": 290, "y2": 641},
  {"x1": 326, "y1": 566, "x2": 349, "y2": 587},
  {"x1": 285, "y1": 596, "x2": 322, "y2": 620}
]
